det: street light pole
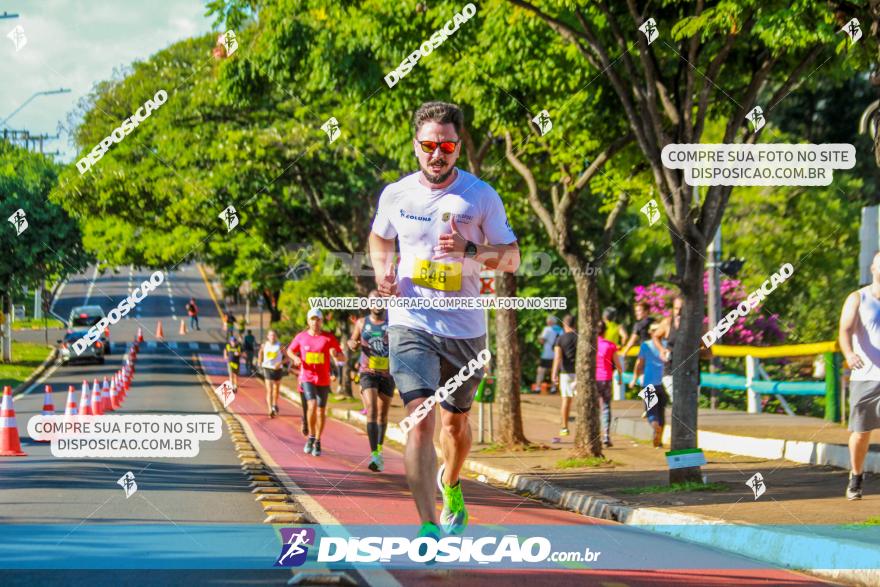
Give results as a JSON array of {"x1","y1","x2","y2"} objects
[{"x1": 1, "y1": 88, "x2": 72, "y2": 127}]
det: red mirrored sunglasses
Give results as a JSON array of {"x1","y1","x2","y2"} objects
[{"x1": 417, "y1": 139, "x2": 459, "y2": 155}]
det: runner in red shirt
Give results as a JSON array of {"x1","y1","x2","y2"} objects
[{"x1": 286, "y1": 308, "x2": 344, "y2": 456}]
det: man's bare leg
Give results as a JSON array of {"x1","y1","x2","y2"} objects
[
  {"x1": 560, "y1": 397, "x2": 571, "y2": 429},
  {"x1": 439, "y1": 410, "x2": 471, "y2": 487},
  {"x1": 404, "y1": 397, "x2": 438, "y2": 524},
  {"x1": 850, "y1": 431, "x2": 872, "y2": 474}
]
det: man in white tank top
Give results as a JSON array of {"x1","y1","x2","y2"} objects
[{"x1": 838, "y1": 251, "x2": 880, "y2": 500}]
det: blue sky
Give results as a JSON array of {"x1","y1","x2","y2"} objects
[{"x1": 0, "y1": 0, "x2": 215, "y2": 162}]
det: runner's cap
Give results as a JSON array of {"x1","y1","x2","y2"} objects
[{"x1": 307, "y1": 308, "x2": 323, "y2": 320}]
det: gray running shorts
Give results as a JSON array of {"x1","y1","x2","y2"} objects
[
  {"x1": 849, "y1": 380, "x2": 880, "y2": 433},
  {"x1": 388, "y1": 325, "x2": 486, "y2": 413}
]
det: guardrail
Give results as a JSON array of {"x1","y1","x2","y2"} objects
[{"x1": 620, "y1": 341, "x2": 844, "y2": 421}]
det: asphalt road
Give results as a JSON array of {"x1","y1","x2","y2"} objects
[{"x1": 2, "y1": 264, "x2": 291, "y2": 585}]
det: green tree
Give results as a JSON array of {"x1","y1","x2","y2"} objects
[
  {"x1": 1, "y1": 142, "x2": 90, "y2": 361},
  {"x1": 512, "y1": 0, "x2": 856, "y2": 481}
]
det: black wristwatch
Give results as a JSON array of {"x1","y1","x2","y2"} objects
[{"x1": 464, "y1": 240, "x2": 478, "y2": 258}]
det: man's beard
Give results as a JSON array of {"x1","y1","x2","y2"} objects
[{"x1": 421, "y1": 158, "x2": 455, "y2": 184}]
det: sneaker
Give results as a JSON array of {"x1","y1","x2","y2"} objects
[
  {"x1": 274, "y1": 404, "x2": 279, "y2": 415},
  {"x1": 312, "y1": 441, "x2": 321, "y2": 457},
  {"x1": 304, "y1": 437, "x2": 314, "y2": 454},
  {"x1": 416, "y1": 521, "x2": 441, "y2": 564},
  {"x1": 603, "y1": 437, "x2": 613, "y2": 448},
  {"x1": 847, "y1": 472, "x2": 864, "y2": 500},
  {"x1": 269, "y1": 407, "x2": 276, "y2": 418},
  {"x1": 437, "y1": 464, "x2": 468, "y2": 535},
  {"x1": 560, "y1": 428, "x2": 569, "y2": 436},
  {"x1": 377, "y1": 451, "x2": 384, "y2": 470},
  {"x1": 368, "y1": 451, "x2": 382, "y2": 472}
]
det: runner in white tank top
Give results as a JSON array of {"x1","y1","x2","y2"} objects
[{"x1": 839, "y1": 251, "x2": 880, "y2": 500}]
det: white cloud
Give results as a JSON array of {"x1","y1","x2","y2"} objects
[{"x1": 0, "y1": 0, "x2": 213, "y2": 161}]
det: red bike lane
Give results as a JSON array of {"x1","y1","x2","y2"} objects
[{"x1": 200, "y1": 355, "x2": 828, "y2": 587}]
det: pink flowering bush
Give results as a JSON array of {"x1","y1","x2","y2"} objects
[{"x1": 633, "y1": 274, "x2": 786, "y2": 345}]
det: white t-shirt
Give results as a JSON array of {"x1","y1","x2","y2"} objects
[
  {"x1": 540, "y1": 325, "x2": 562, "y2": 360},
  {"x1": 371, "y1": 169, "x2": 517, "y2": 339},
  {"x1": 261, "y1": 341, "x2": 283, "y2": 370}
]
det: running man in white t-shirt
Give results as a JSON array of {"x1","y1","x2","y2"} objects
[{"x1": 370, "y1": 102, "x2": 520, "y2": 540}]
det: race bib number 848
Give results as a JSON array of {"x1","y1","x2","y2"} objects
[{"x1": 412, "y1": 258, "x2": 462, "y2": 292}]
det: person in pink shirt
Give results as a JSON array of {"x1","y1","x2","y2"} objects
[
  {"x1": 286, "y1": 308, "x2": 345, "y2": 456},
  {"x1": 595, "y1": 320, "x2": 624, "y2": 446}
]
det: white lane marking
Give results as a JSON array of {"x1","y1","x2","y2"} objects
[
  {"x1": 172, "y1": 315, "x2": 178, "y2": 321},
  {"x1": 83, "y1": 266, "x2": 99, "y2": 306}
]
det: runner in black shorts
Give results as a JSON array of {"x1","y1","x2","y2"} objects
[
  {"x1": 287, "y1": 308, "x2": 344, "y2": 457},
  {"x1": 370, "y1": 101, "x2": 520, "y2": 539},
  {"x1": 348, "y1": 290, "x2": 394, "y2": 472}
]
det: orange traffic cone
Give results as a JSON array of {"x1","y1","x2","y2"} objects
[
  {"x1": 91, "y1": 379, "x2": 104, "y2": 416},
  {"x1": 0, "y1": 386, "x2": 27, "y2": 456},
  {"x1": 41, "y1": 385, "x2": 55, "y2": 416},
  {"x1": 79, "y1": 381, "x2": 92, "y2": 417},
  {"x1": 137, "y1": 327, "x2": 144, "y2": 343},
  {"x1": 179, "y1": 319, "x2": 187, "y2": 335},
  {"x1": 110, "y1": 380, "x2": 120, "y2": 410},
  {"x1": 102, "y1": 377, "x2": 112, "y2": 412},
  {"x1": 64, "y1": 385, "x2": 78, "y2": 422},
  {"x1": 156, "y1": 320, "x2": 164, "y2": 340}
]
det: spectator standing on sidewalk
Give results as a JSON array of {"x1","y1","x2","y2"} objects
[
  {"x1": 620, "y1": 302, "x2": 654, "y2": 369},
  {"x1": 536, "y1": 316, "x2": 563, "y2": 393},
  {"x1": 602, "y1": 307, "x2": 627, "y2": 346},
  {"x1": 186, "y1": 297, "x2": 200, "y2": 331},
  {"x1": 630, "y1": 322, "x2": 668, "y2": 448},
  {"x1": 595, "y1": 320, "x2": 624, "y2": 447},
  {"x1": 660, "y1": 294, "x2": 683, "y2": 403},
  {"x1": 551, "y1": 315, "x2": 577, "y2": 436},
  {"x1": 838, "y1": 250, "x2": 880, "y2": 500}
]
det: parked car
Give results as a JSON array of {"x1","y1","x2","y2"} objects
[
  {"x1": 67, "y1": 305, "x2": 110, "y2": 355},
  {"x1": 58, "y1": 330, "x2": 105, "y2": 365}
]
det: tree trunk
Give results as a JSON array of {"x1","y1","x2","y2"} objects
[
  {"x1": 669, "y1": 251, "x2": 706, "y2": 483},
  {"x1": 571, "y1": 266, "x2": 603, "y2": 457},
  {"x1": 494, "y1": 271, "x2": 528, "y2": 447}
]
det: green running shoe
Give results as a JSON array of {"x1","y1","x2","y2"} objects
[
  {"x1": 416, "y1": 521, "x2": 441, "y2": 564},
  {"x1": 437, "y1": 464, "x2": 468, "y2": 535},
  {"x1": 368, "y1": 451, "x2": 382, "y2": 472}
]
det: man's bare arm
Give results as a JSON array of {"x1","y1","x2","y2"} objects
[
  {"x1": 839, "y1": 291, "x2": 864, "y2": 369},
  {"x1": 476, "y1": 241, "x2": 520, "y2": 272},
  {"x1": 369, "y1": 232, "x2": 398, "y2": 296}
]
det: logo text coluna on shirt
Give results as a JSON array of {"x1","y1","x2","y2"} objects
[{"x1": 400, "y1": 209, "x2": 432, "y2": 222}]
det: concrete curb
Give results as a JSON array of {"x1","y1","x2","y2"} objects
[
  {"x1": 298, "y1": 386, "x2": 879, "y2": 585},
  {"x1": 11, "y1": 348, "x2": 58, "y2": 397},
  {"x1": 611, "y1": 414, "x2": 880, "y2": 474}
]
